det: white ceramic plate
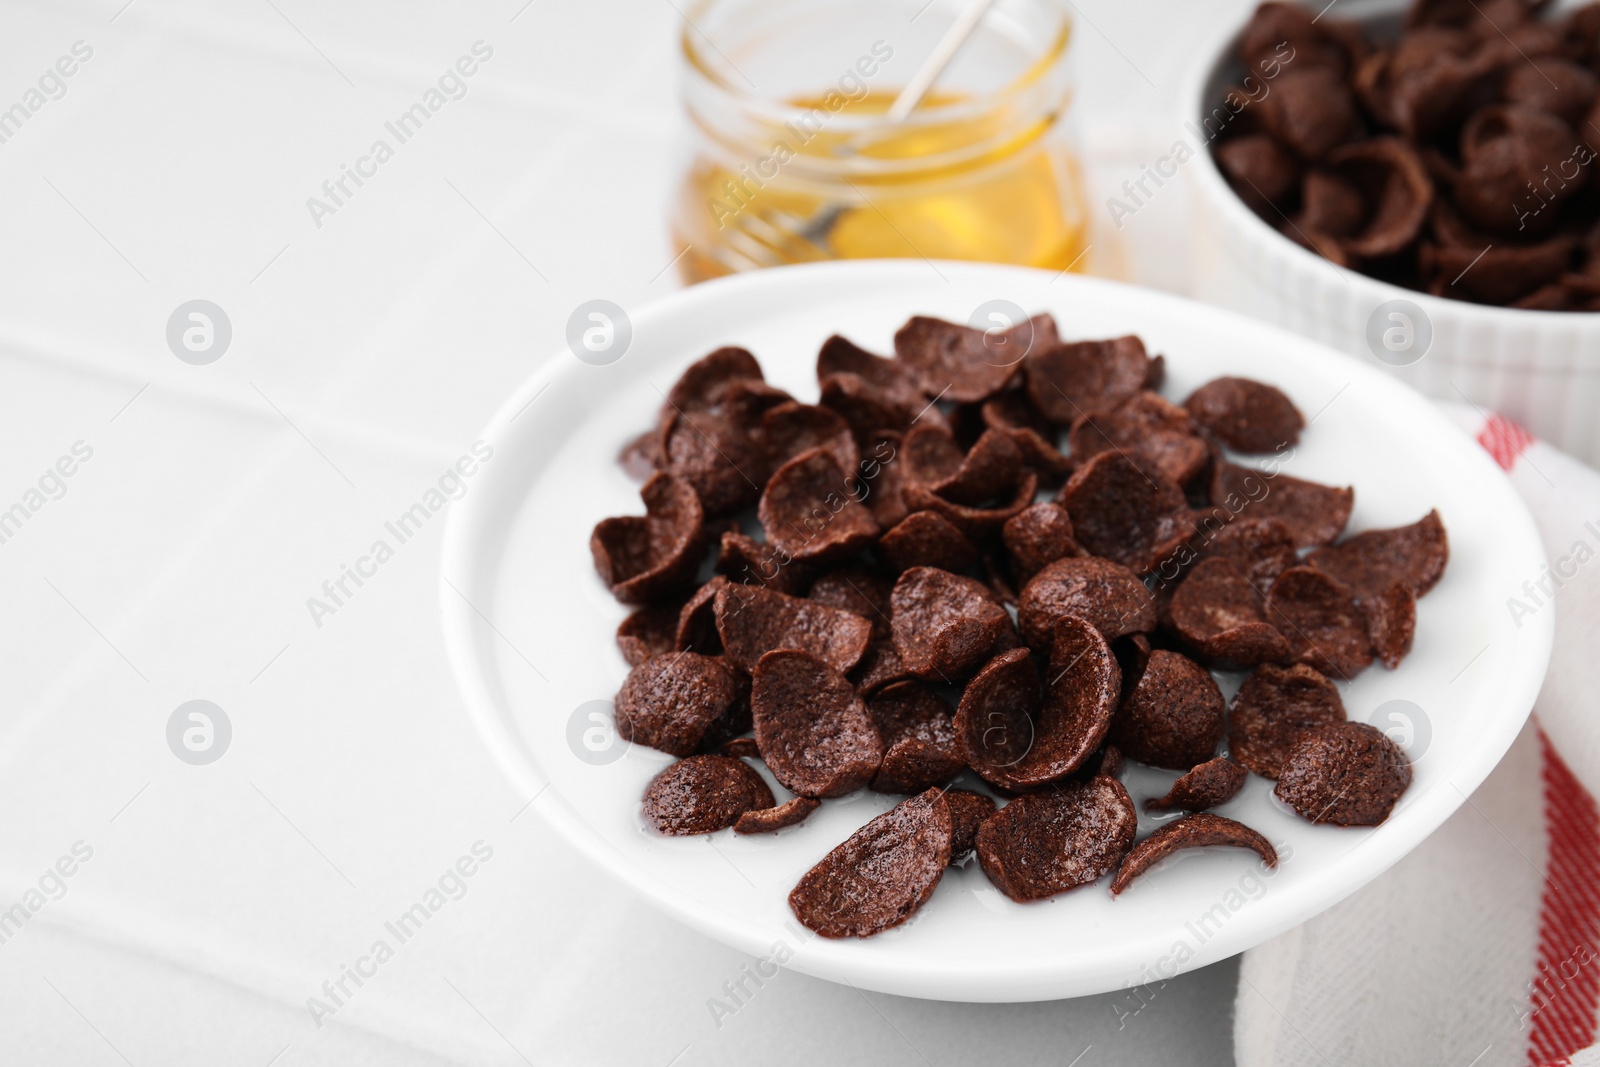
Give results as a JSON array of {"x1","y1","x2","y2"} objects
[{"x1": 440, "y1": 261, "x2": 1552, "y2": 1002}]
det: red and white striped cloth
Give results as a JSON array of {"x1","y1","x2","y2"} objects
[{"x1": 1235, "y1": 408, "x2": 1600, "y2": 1067}]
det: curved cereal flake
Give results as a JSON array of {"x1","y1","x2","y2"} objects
[
  {"x1": 1144, "y1": 758, "x2": 1248, "y2": 813},
  {"x1": 956, "y1": 616, "x2": 1118, "y2": 791},
  {"x1": 758, "y1": 448, "x2": 881, "y2": 565},
  {"x1": 660, "y1": 407, "x2": 767, "y2": 517},
  {"x1": 1110, "y1": 813, "x2": 1277, "y2": 895},
  {"x1": 616, "y1": 651, "x2": 751, "y2": 756},
  {"x1": 955, "y1": 648, "x2": 1042, "y2": 786},
  {"x1": 858, "y1": 432, "x2": 910, "y2": 529},
  {"x1": 714, "y1": 582, "x2": 871, "y2": 674},
  {"x1": 1211, "y1": 461, "x2": 1353, "y2": 548},
  {"x1": 981, "y1": 390, "x2": 1073, "y2": 479},
  {"x1": 590, "y1": 472, "x2": 705, "y2": 605},
  {"x1": 616, "y1": 601, "x2": 683, "y2": 666},
  {"x1": 734, "y1": 796, "x2": 821, "y2": 835},
  {"x1": 1184, "y1": 377, "x2": 1305, "y2": 453},
  {"x1": 890, "y1": 567, "x2": 1016, "y2": 682},
  {"x1": 762, "y1": 401, "x2": 860, "y2": 477},
  {"x1": 618, "y1": 429, "x2": 660, "y2": 481},
  {"x1": 1190, "y1": 517, "x2": 1299, "y2": 598},
  {"x1": 895, "y1": 314, "x2": 1059, "y2": 403},
  {"x1": 808, "y1": 566, "x2": 892, "y2": 638},
  {"x1": 850, "y1": 640, "x2": 914, "y2": 695},
  {"x1": 1307, "y1": 509, "x2": 1449, "y2": 599},
  {"x1": 1003, "y1": 502, "x2": 1085, "y2": 584},
  {"x1": 676, "y1": 576, "x2": 729, "y2": 655},
  {"x1": 1266, "y1": 566, "x2": 1374, "y2": 680},
  {"x1": 1017, "y1": 556, "x2": 1156, "y2": 649},
  {"x1": 946, "y1": 789, "x2": 998, "y2": 862},
  {"x1": 720, "y1": 736, "x2": 762, "y2": 759},
  {"x1": 1024, "y1": 335, "x2": 1153, "y2": 425},
  {"x1": 867, "y1": 681, "x2": 965, "y2": 794},
  {"x1": 1060, "y1": 453, "x2": 1196, "y2": 574},
  {"x1": 879, "y1": 511, "x2": 979, "y2": 574},
  {"x1": 903, "y1": 423, "x2": 966, "y2": 488},
  {"x1": 1067, "y1": 392, "x2": 1210, "y2": 486},
  {"x1": 1275, "y1": 721, "x2": 1412, "y2": 826},
  {"x1": 642, "y1": 754, "x2": 775, "y2": 836},
  {"x1": 1109, "y1": 650, "x2": 1225, "y2": 770},
  {"x1": 664, "y1": 346, "x2": 765, "y2": 413},
  {"x1": 975, "y1": 776, "x2": 1137, "y2": 902},
  {"x1": 789, "y1": 788, "x2": 953, "y2": 937},
  {"x1": 817, "y1": 334, "x2": 939, "y2": 436},
  {"x1": 752, "y1": 649, "x2": 883, "y2": 799},
  {"x1": 929, "y1": 429, "x2": 1025, "y2": 507},
  {"x1": 1227, "y1": 663, "x2": 1347, "y2": 779},
  {"x1": 715, "y1": 530, "x2": 810, "y2": 596},
  {"x1": 1169, "y1": 558, "x2": 1292, "y2": 669},
  {"x1": 901, "y1": 471, "x2": 1038, "y2": 541},
  {"x1": 1361, "y1": 581, "x2": 1416, "y2": 670}
]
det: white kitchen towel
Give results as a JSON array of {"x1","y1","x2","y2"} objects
[{"x1": 1235, "y1": 408, "x2": 1600, "y2": 1067}]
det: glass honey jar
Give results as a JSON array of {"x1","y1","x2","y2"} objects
[{"x1": 670, "y1": 0, "x2": 1087, "y2": 283}]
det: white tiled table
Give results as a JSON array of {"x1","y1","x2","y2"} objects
[{"x1": 0, "y1": 2, "x2": 1248, "y2": 1063}]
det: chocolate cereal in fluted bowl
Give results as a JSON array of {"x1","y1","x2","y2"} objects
[{"x1": 587, "y1": 312, "x2": 1446, "y2": 935}]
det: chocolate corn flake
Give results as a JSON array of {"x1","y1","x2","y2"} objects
[
  {"x1": 716, "y1": 530, "x2": 810, "y2": 596},
  {"x1": 890, "y1": 566, "x2": 1017, "y2": 681},
  {"x1": 1067, "y1": 391, "x2": 1210, "y2": 486},
  {"x1": 946, "y1": 789, "x2": 998, "y2": 862},
  {"x1": 758, "y1": 448, "x2": 881, "y2": 565},
  {"x1": 895, "y1": 314, "x2": 1060, "y2": 404},
  {"x1": 975, "y1": 776, "x2": 1137, "y2": 902},
  {"x1": 789, "y1": 788, "x2": 953, "y2": 938},
  {"x1": 1024, "y1": 335, "x2": 1154, "y2": 425},
  {"x1": 720, "y1": 736, "x2": 762, "y2": 760},
  {"x1": 867, "y1": 681, "x2": 965, "y2": 794},
  {"x1": 1216, "y1": 134, "x2": 1302, "y2": 217},
  {"x1": 1362, "y1": 581, "x2": 1418, "y2": 670},
  {"x1": 1274, "y1": 721, "x2": 1412, "y2": 826},
  {"x1": 1227, "y1": 662, "x2": 1347, "y2": 780},
  {"x1": 590, "y1": 472, "x2": 706, "y2": 605},
  {"x1": 879, "y1": 510, "x2": 980, "y2": 574},
  {"x1": 762, "y1": 401, "x2": 860, "y2": 477},
  {"x1": 714, "y1": 582, "x2": 872, "y2": 675},
  {"x1": 1110, "y1": 813, "x2": 1278, "y2": 896},
  {"x1": 1211, "y1": 461, "x2": 1353, "y2": 549},
  {"x1": 616, "y1": 651, "x2": 751, "y2": 757},
  {"x1": 817, "y1": 334, "x2": 935, "y2": 435},
  {"x1": 1307, "y1": 509, "x2": 1449, "y2": 599},
  {"x1": 676, "y1": 575, "x2": 729, "y2": 655},
  {"x1": 1168, "y1": 557, "x2": 1292, "y2": 670},
  {"x1": 1109, "y1": 650, "x2": 1226, "y2": 771},
  {"x1": 1060, "y1": 452, "x2": 1197, "y2": 574},
  {"x1": 956, "y1": 616, "x2": 1119, "y2": 791},
  {"x1": 808, "y1": 565, "x2": 893, "y2": 638},
  {"x1": 642, "y1": 754, "x2": 775, "y2": 836},
  {"x1": 1017, "y1": 555, "x2": 1156, "y2": 649},
  {"x1": 1002, "y1": 502, "x2": 1085, "y2": 584},
  {"x1": 850, "y1": 639, "x2": 915, "y2": 696},
  {"x1": 752, "y1": 649, "x2": 883, "y2": 799},
  {"x1": 1328, "y1": 137, "x2": 1435, "y2": 259},
  {"x1": 901, "y1": 471, "x2": 1039, "y2": 541},
  {"x1": 1184, "y1": 377, "x2": 1305, "y2": 454},
  {"x1": 981, "y1": 389, "x2": 1073, "y2": 479},
  {"x1": 1266, "y1": 566, "x2": 1375, "y2": 680},
  {"x1": 1190, "y1": 517, "x2": 1300, "y2": 598},
  {"x1": 665, "y1": 346, "x2": 765, "y2": 414},
  {"x1": 660, "y1": 407, "x2": 767, "y2": 517},
  {"x1": 616, "y1": 601, "x2": 683, "y2": 666},
  {"x1": 1144, "y1": 758, "x2": 1249, "y2": 813},
  {"x1": 734, "y1": 796, "x2": 821, "y2": 835}
]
